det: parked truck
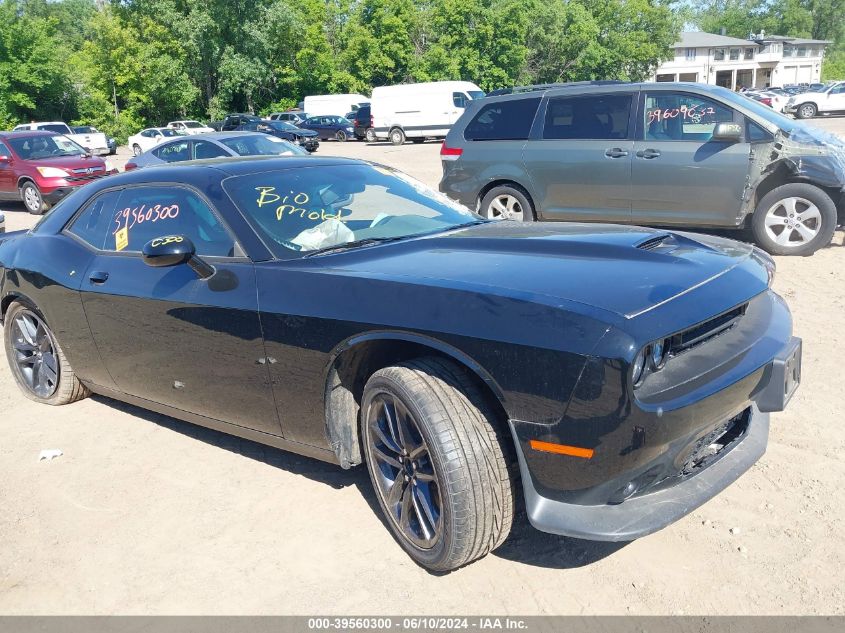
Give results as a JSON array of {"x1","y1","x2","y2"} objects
[{"x1": 12, "y1": 122, "x2": 110, "y2": 155}]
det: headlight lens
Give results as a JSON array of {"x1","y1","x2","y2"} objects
[
  {"x1": 104, "y1": 160, "x2": 114, "y2": 171},
  {"x1": 650, "y1": 339, "x2": 668, "y2": 369},
  {"x1": 36, "y1": 166, "x2": 69, "y2": 178},
  {"x1": 631, "y1": 347, "x2": 647, "y2": 385}
]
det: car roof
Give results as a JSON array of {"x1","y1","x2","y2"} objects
[{"x1": 0, "y1": 130, "x2": 59, "y2": 139}]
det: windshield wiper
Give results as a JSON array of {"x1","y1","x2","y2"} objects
[{"x1": 302, "y1": 236, "x2": 408, "y2": 257}]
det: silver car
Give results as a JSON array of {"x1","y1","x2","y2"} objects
[
  {"x1": 126, "y1": 131, "x2": 308, "y2": 170},
  {"x1": 440, "y1": 82, "x2": 845, "y2": 256}
]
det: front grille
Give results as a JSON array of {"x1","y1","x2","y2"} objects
[
  {"x1": 669, "y1": 303, "x2": 747, "y2": 356},
  {"x1": 65, "y1": 172, "x2": 107, "y2": 183},
  {"x1": 681, "y1": 409, "x2": 750, "y2": 475}
]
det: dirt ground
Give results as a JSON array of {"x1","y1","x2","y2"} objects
[{"x1": 1, "y1": 118, "x2": 844, "y2": 615}]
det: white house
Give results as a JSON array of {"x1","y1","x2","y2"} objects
[{"x1": 651, "y1": 31, "x2": 831, "y2": 89}]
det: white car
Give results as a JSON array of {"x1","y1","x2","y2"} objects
[
  {"x1": 12, "y1": 121, "x2": 110, "y2": 155},
  {"x1": 166, "y1": 120, "x2": 214, "y2": 135},
  {"x1": 127, "y1": 127, "x2": 185, "y2": 155},
  {"x1": 785, "y1": 81, "x2": 845, "y2": 118},
  {"x1": 0, "y1": 210, "x2": 5, "y2": 234}
]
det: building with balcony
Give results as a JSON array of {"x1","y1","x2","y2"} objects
[{"x1": 651, "y1": 31, "x2": 831, "y2": 89}]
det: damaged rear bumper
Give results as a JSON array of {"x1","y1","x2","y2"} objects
[{"x1": 510, "y1": 404, "x2": 769, "y2": 541}]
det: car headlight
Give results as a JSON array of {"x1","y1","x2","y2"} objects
[
  {"x1": 347, "y1": 127, "x2": 354, "y2": 132},
  {"x1": 752, "y1": 246, "x2": 776, "y2": 286},
  {"x1": 650, "y1": 339, "x2": 669, "y2": 370},
  {"x1": 631, "y1": 347, "x2": 647, "y2": 386},
  {"x1": 36, "y1": 166, "x2": 69, "y2": 178},
  {"x1": 104, "y1": 159, "x2": 114, "y2": 171}
]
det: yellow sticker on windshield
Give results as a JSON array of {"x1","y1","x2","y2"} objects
[{"x1": 115, "y1": 227, "x2": 129, "y2": 252}]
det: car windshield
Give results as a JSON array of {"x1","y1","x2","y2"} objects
[
  {"x1": 8, "y1": 134, "x2": 86, "y2": 159},
  {"x1": 272, "y1": 121, "x2": 298, "y2": 131},
  {"x1": 183, "y1": 121, "x2": 203, "y2": 128},
  {"x1": 220, "y1": 135, "x2": 308, "y2": 156},
  {"x1": 223, "y1": 164, "x2": 481, "y2": 255},
  {"x1": 73, "y1": 126, "x2": 95, "y2": 133},
  {"x1": 160, "y1": 129, "x2": 182, "y2": 137},
  {"x1": 468, "y1": 90, "x2": 486, "y2": 100}
]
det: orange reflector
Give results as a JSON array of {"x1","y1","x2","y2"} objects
[{"x1": 529, "y1": 440, "x2": 594, "y2": 459}]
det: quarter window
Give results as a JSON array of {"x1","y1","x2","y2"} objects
[
  {"x1": 542, "y1": 94, "x2": 632, "y2": 140},
  {"x1": 644, "y1": 92, "x2": 735, "y2": 141},
  {"x1": 464, "y1": 97, "x2": 541, "y2": 141}
]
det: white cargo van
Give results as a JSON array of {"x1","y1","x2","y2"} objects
[
  {"x1": 303, "y1": 94, "x2": 370, "y2": 117},
  {"x1": 371, "y1": 81, "x2": 484, "y2": 145}
]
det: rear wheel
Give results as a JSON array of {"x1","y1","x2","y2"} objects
[
  {"x1": 335, "y1": 130, "x2": 348, "y2": 142},
  {"x1": 796, "y1": 103, "x2": 817, "y2": 119},
  {"x1": 20, "y1": 181, "x2": 47, "y2": 215},
  {"x1": 3, "y1": 301, "x2": 89, "y2": 405},
  {"x1": 389, "y1": 128, "x2": 405, "y2": 145},
  {"x1": 751, "y1": 183, "x2": 837, "y2": 256},
  {"x1": 365, "y1": 128, "x2": 376, "y2": 143},
  {"x1": 480, "y1": 185, "x2": 535, "y2": 222},
  {"x1": 362, "y1": 357, "x2": 515, "y2": 572},
  {"x1": 132, "y1": 143, "x2": 142, "y2": 156}
]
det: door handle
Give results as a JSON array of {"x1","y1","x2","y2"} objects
[
  {"x1": 88, "y1": 271, "x2": 109, "y2": 284},
  {"x1": 636, "y1": 148, "x2": 661, "y2": 159},
  {"x1": 605, "y1": 148, "x2": 629, "y2": 158}
]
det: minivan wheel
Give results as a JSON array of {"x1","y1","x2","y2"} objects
[
  {"x1": 752, "y1": 183, "x2": 837, "y2": 256},
  {"x1": 20, "y1": 182, "x2": 47, "y2": 215},
  {"x1": 132, "y1": 143, "x2": 142, "y2": 156},
  {"x1": 361, "y1": 357, "x2": 515, "y2": 572},
  {"x1": 796, "y1": 103, "x2": 817, "y2": 119},
  {"x1": 480, "y1": 186, "x2": 535, "y2": 222},
  {"x1": 365, "y1": 128, "x2": 377, "y2": 143},
  {"x1": 389, "y1": 128, "x2": 405, "y2": 145},
  {"x1": 3, "y1": 301, "x2": 90, "y2": 405}
]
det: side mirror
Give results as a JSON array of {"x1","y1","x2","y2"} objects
[
  {"x1": 142, "y1": 235, "x2": 215, "y2": 279},
  {"x1": 712, "y1": 122, "x2": 743, "y2": 142}
]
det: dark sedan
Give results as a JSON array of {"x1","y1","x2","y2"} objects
[
  {"x1": 0, "y1": 157, "x2": 800, "y2": 571},
  {"x1": 238, "y1": 120, "x2": 319, "y2": 152},
  {"x1": 298, "y1": 115, "x2": 356, "y2": 142}
]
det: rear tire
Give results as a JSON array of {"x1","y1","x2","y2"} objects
[
  {"x1": 389, "y1": 128, "x2": 405, "y2": 145},
  {"x1": 20, "y1": 181, "x2": 47, "y2": 215},
  {"x1": 365, "y1": 128, "x2": 376, "y2": 143},
  {"x1": 361, "y1": 357, "x2": 515, "y2": 572},
  {"x1": 751, "y1": 183, "x2": 836, "y2": 256},
  {"x1": 335, "y1": 130, "x2": 348, "y2": 142},
  {"x1": 3, "y1": 301, "x2": 90, "y2": 405},
  {"x1": 480, "y1": 185, "x2": 535, "y2": 222}
]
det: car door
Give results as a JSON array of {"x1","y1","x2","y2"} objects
[
  {"x1": 68, "y1": 183, "x2": 282, "y2": 435},
  {"x1": 630, "y1": 90, "x2": 749, "y2": 227},
  {"x1": 822, "y1": 83, "x2": 845, "y2": 112},
  {"x1": 522, "y1": 91, "x2": 635, "y2": 223},
  {"x1": 0, "y1": 140, "x2": 14, "y2": 197}
]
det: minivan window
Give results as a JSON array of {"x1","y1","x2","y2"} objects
[
  {"x1": 644, "y1": 92, "x2": 734, "y2": 141},
  {"x1": 464, "y1": 97, "x2": 541, "y2": 141},
  {"x1": 542, "y1": 94, "x2": 632, "y2": 140}
]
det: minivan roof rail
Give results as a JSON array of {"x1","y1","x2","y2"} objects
[{"x1": 486, "y1": 80, "x2": 626, "y2": 97}]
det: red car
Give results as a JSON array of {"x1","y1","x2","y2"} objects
[{"x1": 0, "y1": 131, "x2": 115, "y2": 214}]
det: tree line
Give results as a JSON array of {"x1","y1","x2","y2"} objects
[{"x1": 0, "y1": 0, "x2": 841, "y2": 142}]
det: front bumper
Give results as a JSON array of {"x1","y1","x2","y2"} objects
[{"x1": 512, "y1": 404, "x2": 769, "y2": 541}]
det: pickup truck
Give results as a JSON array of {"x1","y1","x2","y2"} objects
[
  {"x1": 13, "y1": 122, "x2": 110, "y2": 155},
  {"x1": 785, "y1": 81, "x2": 845, "y2": 118},
  {"x1": 211, "y1": 113, "x2": 262, "y2": 132}
]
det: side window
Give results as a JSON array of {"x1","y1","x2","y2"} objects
[
  {"x1": 453, "y1": 92, "x2": 469, "y2": 108},
  {"x1": 110, "y1": 186, "x2": 236, "y2": 257},
  {"x1": 0, "y1": 140, "x2": 10, "y2": 156},
  {"x1": 67, "y1": 190, "x2": 123, "y2": 250},
  {"x1": 747, "y1": 119, "x2": 772, "y2": 142},
  {"x1": 464, "y1": 97, "x2": 541, "y2": 141},
  {"x1": 193, "y1": 140, "x2": 229, "y2": 160},
  {"x1": 644, "y1": 92, "x2": 734, "y2": 141},
  {"x1": 542, "y1": 94, "x2": 632, "y2": 140},
  {"x1": 831, "y1": 84, "x2": 845, "y2": 94},
  {"x1": 152, "y1": 141, "x2": 190, "y2": 162}
]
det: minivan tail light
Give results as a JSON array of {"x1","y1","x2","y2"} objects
[
  {"x1": 369, "y1": 115, "x2": 374, "y2": 127},
  {"x1": 440, "y1": 143, "x2": 463, "y2": 161}
]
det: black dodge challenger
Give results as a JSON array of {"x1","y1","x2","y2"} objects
[{"x1": 0, "y1": 156, "x2": 801, "y2": 571}]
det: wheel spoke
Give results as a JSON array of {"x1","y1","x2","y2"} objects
[
  {"x1": 411, "y1": 487, "x2": 435, "y2": 541},
  {"x1": 383, "y1": 399, "x2": 402, "y2": 449},
  {"x1": 385, "y1": 468, "x2": 405, "y2": 509},
  {"x1": 414, "y1": 470, "x2": 436, "y2": 483},
  {"x1": 372, "y1": 445, "x2": 402, "y2": 469},
  {"x1": 765, "y1": 213, "x2": 785, "y2": 227},
  {"x1": 12, "y1": 338, "x2": 37, "y2": 353},
  {"x1": 783, "y1": 197, "x2": 798, "y2": 216},
  {"x1": 797, "y1": 206, "x2": 821, "y2": 224},
  {"x1": 794, "y1": 222, "x2": 817, "y2": 242},
  {"x1": 398, "y1": 485, "x2": 413, "y2": 532},
  {"x1": 372, "y1": 421, "x2": 401, "y2": 455},
  {"x1": 16, "y1": 315, "x2": 38, "y2": 346},
  {"x1": 776, "y1": 227, "x2": 794, "y2": 245},
  {"x1": 41, "y1": 353, "x2": 58, "y2": 385}
]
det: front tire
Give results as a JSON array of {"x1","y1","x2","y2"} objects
[
  {"x1": 3, "y1": 301, "x2": 90, "y2": 405},
  {"x1": 362, "y1": 357, "x2": 515, "y2": 572},
  {"x1": 480, "y1": 185, "x2": 535, "y2": 222},
  {"x1": 796, "y1": 103, "x2": 817, "y2": 119},
  {"x1": 751, "y1": 183, "x2": 837, "y2": 256},
  {"x1": 20, "y1": 181, "x2": 47, "y2": 215},
  {"x1": 389, "y1": 128, "x2": 405, "y2": 145}
]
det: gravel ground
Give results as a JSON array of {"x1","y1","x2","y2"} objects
[{"x1": 0, "y1": 117, "x2": 843, "y2": 615}]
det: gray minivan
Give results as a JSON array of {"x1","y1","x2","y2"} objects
[{"x1": 440, "y1": 82, "x2": 845, "y2": 256}]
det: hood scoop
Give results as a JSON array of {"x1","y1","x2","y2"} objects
[{"x1": 636, "y1": 233, "x2": 676, "y2": 252}]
